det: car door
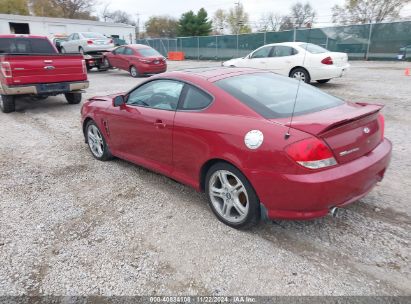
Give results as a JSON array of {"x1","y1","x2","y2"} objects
[
  {"x1": 109, "y1": 46, "x2": 125, "y2": 68},
  {"x1": 267, "y1": 46, "x2": 300, "y2": 75},
  {"x1": 107, "y1": 79, "x2": 184, "y2": 173},
  {"x1": 67, "y1": 33, "x2": 79, "y2": 52},
  {"x1": 238, "y1": 46, "x2": 273, "y2": 69},
  {"x1": 121, "y1": 47, "x2": 135, "y2": 70}
]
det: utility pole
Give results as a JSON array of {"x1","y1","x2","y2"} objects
[
  {"x1": 235, "y1": 1, "x2": 242, "y2": 57},
  {"x1": 135, "y1": 13, "x2": 140, "y2": 42}
]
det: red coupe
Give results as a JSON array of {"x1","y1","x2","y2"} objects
[
  {"x1": 103, "y1": 44, "x2": 167, "y2": 77},
  {"x1": 81, "y1": 68, "x2": 392, "y2": 229}
]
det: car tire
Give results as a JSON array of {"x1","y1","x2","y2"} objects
[
  {"x1": 79, "y1": 47, "x2": 84, "y2": 54},
  {"x1": 85, "y1": 120, "x2": 113, "y2": 161},
  {"x1": 103, "y1": 58, "x2": 112, "y2": 68},
  {"x1": 205, "y1": 162, "x2": 260, "y2": 229},
  {"x1": 130, "y1": 65, "x2": 139, "y2": 78},
  {"x1": 290, "y1": 67, "x2": 311, "y2": 83},
  {"x1": 60, "y1": 47, "x2": 66, "y2": 53},
  {"x1": 0, "y1": 95, "x2": 16, "y2": 113},
  {"x1": 65, "y1": 93, "x2": 82, "y2": 104},
  {"x1": 317, "y1": 79, "x2": 330, "y2": 84}
]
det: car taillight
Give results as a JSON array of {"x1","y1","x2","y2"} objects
[
  {"x1": 321, "y1": 56, "x2": 333, "y2": 65},
  {"x1": 285, "y1": 137, "x2": 337, "y2": 169},
  {"x1": 87, "y1": 40, "x2": 94, "y2": 45},
  {"x1": 82, "y1": 59, "x2": 87, "y2": 74},
  {"x1": 1, "y1": 62, "x2": 12, "y2": 78},
  {"x1": 378, "y1": 113, "x2": 385, "y2": 141}
]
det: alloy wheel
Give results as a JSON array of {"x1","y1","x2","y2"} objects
[
  {"x1": 208, "y1": 170, "x2": 249, "y2": 223},
  {"x1": 130, "y1": 66, "x2": 138, "y2": 77},
  {"x1": 293, "y1": 71, "x2": 306, "y2": 81},
  {"x1": 87, "y1": 125, "x2": 104, "y2": 158}
]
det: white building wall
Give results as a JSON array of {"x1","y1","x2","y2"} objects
[{"x1": 0, "y1": 14, "x2": 135, "y2": 43}]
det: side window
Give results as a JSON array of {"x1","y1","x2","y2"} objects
[
  {"x1": 73, "y1": 33, "x2": 79, "y2": 40},
  {"x1": 127, "y1": 80, "x2": 184, "y2": 111},
  {"x1": 124, "y1": 48, "x2": 134, "y2": 55},
  {"x1": 114, "y1": 47, "x2": 125, "y2": 54},
  {"x1": 180, "y1": 85, "x2": 213, "y2": 110},
  {"x1": 251, "y1": 46, "x2": 272, "y2": 59},
  {"x1": 271, "y1": 46, "x2": 296, "y2": 57},
  {"x1": 67, "y1": 34, "x2": 73, "y2": 40}
]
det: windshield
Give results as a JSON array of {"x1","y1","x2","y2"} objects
[
  {"x1": 138, "y1": 48, "x2": 161, "y2": 57},
  {"x1": 299, "y1": 43, "x2": 328, "y2": 54},
  {"x1": 0, "y1": 38, "x2": 55, "y2": 54},
  {"x1": 81, "y1": 32, "x2": 106, "y2": 39},
  {"x1": 215, "y1": 73, "x2": 344, "y2": 118}
]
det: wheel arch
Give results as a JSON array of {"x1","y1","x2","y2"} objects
[
  {"x1": 199, "y1": 158, "x2": 254, "y2": 193},
  {"x1": 289, "y1": 66, "x2": 310, "y2": 78},
  {"x1": 82, "y1": 117, "x2": 94, "y2": 142}
]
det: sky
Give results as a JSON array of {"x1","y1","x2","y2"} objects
[{"x1": 99, "y1": 0, "x2": 411, "y2": 30}]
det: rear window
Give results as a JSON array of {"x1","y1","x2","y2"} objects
[
  {"x1": 180, "y1": 85, "x2": 213, "y2": 110},
  {"x1": 215, "y1": 73, "x2": 344, "y2": 118},
  {"x1": 0, "y1": 38, "x2": 55, "y2": 54},
  {"x1": 138, "y1": 48, "x2": 161, "y2": 57},
  {"x1": 299, "y1": 43, "x2": 328, "y2": 54},
  {"x1": 81, "y1": 32, "x2": 105, "y2": 38}
]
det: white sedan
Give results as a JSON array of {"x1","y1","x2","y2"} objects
[{"x1": 222, "y1": 42, "x2": 350, "y2": 84}]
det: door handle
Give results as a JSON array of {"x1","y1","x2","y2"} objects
[{"x1": 154, "y1": 119, "x2": 166, "y2": 128}]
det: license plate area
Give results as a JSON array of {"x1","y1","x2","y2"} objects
[{"x1": 37, "y1": 83, "x2": 69, "y2": 94}]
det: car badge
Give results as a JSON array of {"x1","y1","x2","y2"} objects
[{"x1": 363, "y1": 127, "x2": 370, "y2": 134}]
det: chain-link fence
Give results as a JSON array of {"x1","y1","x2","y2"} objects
[{"x1": 137, "y1": 21, "x2": 411, "y2": 61}]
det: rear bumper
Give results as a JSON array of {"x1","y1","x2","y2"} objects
[
  {"x1": 138, "y1": 63, "x2": 167, "y2": 74},
  {"x1": 250, "y1": 138, "x2": 392, "y2": 220},
  {"x1": 0, "y1": 81, "x2": 89, "y2": 95},
  {"x1": 310, "y1": 64, "x2": 350, "y2": 81}
]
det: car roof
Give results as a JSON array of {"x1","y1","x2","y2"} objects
[
  {"x1": 161, "y1": 67, "x2": 270, "y2": 82},
  {"x1": 263, "y1": 42, "x2": 305, "y2": 47},
  {"x1": 127, "y1": 44, "x2": 153, "y2": 49}
]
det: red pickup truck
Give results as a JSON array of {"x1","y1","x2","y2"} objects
[{"x1": 0, "y1": 35, "x2": 89, "y2": 113}]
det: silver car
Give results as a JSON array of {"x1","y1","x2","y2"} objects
[{"x1": 60, "y1": 32, "x2": 115, "y2": 54}]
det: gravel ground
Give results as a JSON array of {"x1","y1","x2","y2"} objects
[{"x1": 0, "y1": 60, "x2": 410, "y2": 296}]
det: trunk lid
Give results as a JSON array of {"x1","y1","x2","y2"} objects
[
  {"x1": 4, "y1": 54, "x2": 86, "y2": 85},
  {"x1": 328, "y1": 52, "x2": 348, "y2": 67},
  {"x1": 278, "y1": 102, "x2": 384, "y2": 164}
]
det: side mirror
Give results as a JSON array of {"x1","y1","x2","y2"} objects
[{"x1": 113, "y1": 95, "x2": 125, "y2": 107}]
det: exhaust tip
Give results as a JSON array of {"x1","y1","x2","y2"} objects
[{"x1": 330, "y1": 207, "x2": 339, "y2": 218}]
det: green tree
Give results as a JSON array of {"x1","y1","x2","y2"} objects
[
  {"x1": 226, "y1": 3, "x2": 251, "y2": 34},
  {"x1": 178, "y1": 8, "x2": 212, "y2": 36},
  {"x1": 145, "y1": 16, "x2": 179, "y2": 37},
  {"x1": 0, "y1": 0, "x2": 29, "y2": 15},
  {"x1": 332, "y1": 0, "x2": 411, "y2": 24}
]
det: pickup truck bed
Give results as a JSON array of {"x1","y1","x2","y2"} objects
[{"x1": 0, "y1": 35, "x2": 89, "y2": 113}]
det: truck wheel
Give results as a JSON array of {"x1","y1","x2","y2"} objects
[
  {"x1": 65, "y1": 93, "x2": 82, "y2": 104},
  {"x1": 0, "y1": 95, "x2": 16, "y2": 113}
]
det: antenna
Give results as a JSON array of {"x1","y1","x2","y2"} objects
[{"x1": 284, "y1": 20, "x2": 313, "y2": 140}]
